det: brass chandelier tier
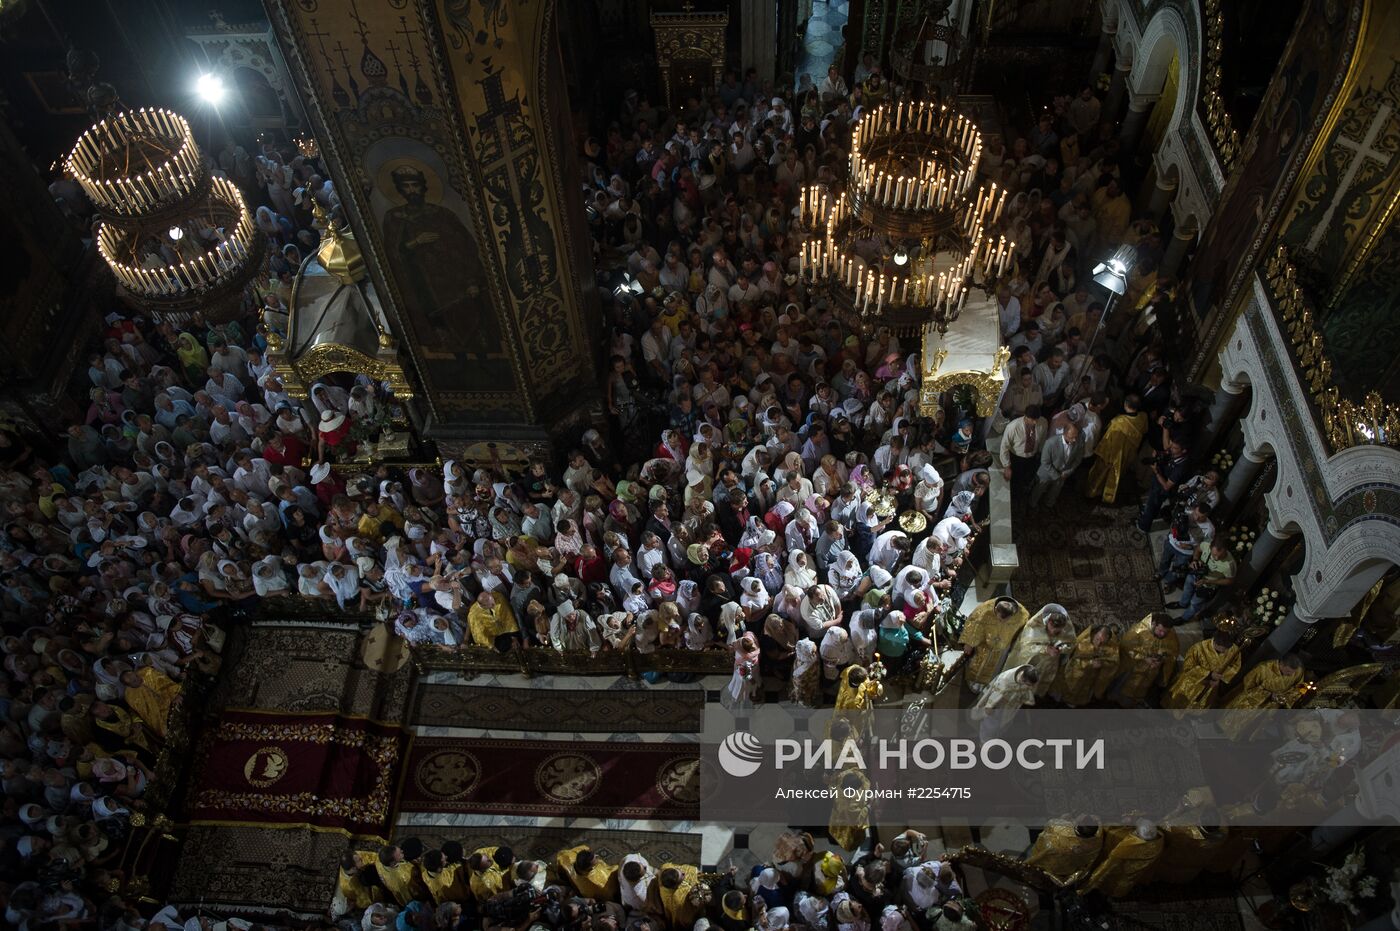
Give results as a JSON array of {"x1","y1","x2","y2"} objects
[
  {"x1": 799, "y1": 100, "x2": 1013, "y2": 333},
  {"x1": 67, "y1": 107, "x2": 263, "y2": 317}
]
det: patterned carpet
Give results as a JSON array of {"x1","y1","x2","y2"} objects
[
  {"x1": 170, "y1": 622, "x2": 414, "y2": 915},
  {"x1": 398, "y1": 826, "x2": 702, "y2": 871},
  {"x1": 207, "y1": 623, "x2": 411, "y2": 720},
  {"x1": 1010, "y1": 493, "x2": 1163, "y2": 631},
  {"x1": 411, "y1": 683, "x2": 703, "y2": 733},
  {"x1": 398, "y1": 736, "x2": 702, "y2": 818},
  {"x1": 168, "y1": 825, "x2": 350, "y2": 917}
]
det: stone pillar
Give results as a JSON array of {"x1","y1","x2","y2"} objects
[
  {"x1": 1104, "y1": 57, "x2": 1133, "y2": 127},
  {"x1": 1223, "y1": 447, "x2": 1269, "y2": 507},
  {"x1": 1158, "y1": 224, "x2": 1198, "y2": 281},
  {"x1": 1147, "y1": 158, "x2": 1178, "y2": 221},
  {"x1": 1260, "y1": 605, "x2": 1319, "y2": 659},
  {"x1": 1202, "y1": 380, "x2": 1246, "y2": 450},
  {"x1": 1117, "y1": 91, "x2": 1159, "y2": 152},
  {"x1": 1236, "y1": 520, "x2": 1293, "y2": 592},
  {"x1": 1089, "y1": 24, "x2": 1116, "y2": 84}
]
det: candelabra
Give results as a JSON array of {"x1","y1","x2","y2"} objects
[
  {"x1": 66, "y1": 107, "x2": 263, "y2": 319},
  {"x1": 799, "y1": 99, "x2": 1014, "y2": 333}
]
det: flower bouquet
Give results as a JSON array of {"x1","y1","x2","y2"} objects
[
  {"x1": 1211, "y1": 450, "x2": 1235, "y2": 473},
  {"x1": 1229, "y1": 524, "x2": 1257, "y2": 556},
  {"x1": 1321, "y1": 849, "x2": 1378, "y2": 916},
  {"x1": 1252, "y1": 589, "x2": 1289, "y2": 627}
]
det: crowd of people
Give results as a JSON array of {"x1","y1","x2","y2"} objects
[
  {"x1": 327, "y1": 831, "x2": 978, "y2": 931},
  {"x1": 0, "y1": 41, "x2": 1258, "y2": 931}
]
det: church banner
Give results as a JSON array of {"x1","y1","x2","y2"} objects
[{"x1": 188, "y1": 709, "x2": 406, "y2": 839}]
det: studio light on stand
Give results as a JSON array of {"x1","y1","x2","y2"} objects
[{"x1": 1071, "y1": 244, "x2": 1135, "y2": 402}]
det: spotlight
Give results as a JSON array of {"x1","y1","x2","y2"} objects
[
  {"x1": 195, "y1": 73, "x2": 226, "y2": 106},
  {"x1": 1091, "y1": 245, "x2": 1136, "y2": 295},
  {"x1": 613, "y1": 273, "x2": 645, "y2": 297},
  {"x1": 893, "y1": 249, "x2": 909, "y2": 266},
  {"x1": 167, "y1": 226, "x2": 184, "y2": 241}
]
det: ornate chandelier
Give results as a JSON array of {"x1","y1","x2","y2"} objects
[
  {"x1": 66, "y1": 107, "x2": 263, "y2": 319},
  {"x1": 799, "y1": 99, "x2": 1013, "y2": 333}
]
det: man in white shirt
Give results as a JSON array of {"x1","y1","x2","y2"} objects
[
  {"x1": 1033, "y1": 349, "x2": 1072, "y2": 409},
  {"x1": 639, "y1": 318, "x2": 673, "y2": 383},
  {"x1": 728, "y1": 272, "x2": 761, "y2": 305},
  {"x1": 999, "y1": 405, "x2": 1048, "y2": 503}
]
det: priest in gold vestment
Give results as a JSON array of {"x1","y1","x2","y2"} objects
[
  {"x1": 1162, "y1": 633, "x2": 1240, "y2": 713},
  {"x1": 959, "y1": 597, "x2": 1029, "y2": 691},
  {"x1": 420, "y1": 848, "x2": 470, "y2": 904},
  {"x1": 827, "y1": 767, "x2": 871, "y2": 851},
  {"x1": 374, "y1": 844, "x2": 426, "y2": 905},
  {"x1": 1024, "y1": 815, "x2": 1103, "y2": 884},
  {"x1": 1220, "y1": 655, "x2": 1305, "y2": 740},
  {"x1": 645, "y1": 864, "x2": 705, "y2": 930},
  {"x1": 1005, "y1": 604, "x2": 1074, "y2": 699},
  {"x1": 1085, "y1": 395, "x2": 1147, "y2": 505},
  {"x1": 337, "y1": 852, "x2": 379, "y2": 912},
  {"x1": 557, "y1": 845, "x2": 620, "y2": 900},
  {"x1": 1081, "y1": 820, "x2": 1163, "y2": 897},
  {"x1": 1052, "y1": 625, "x2": 1119, "y2": 707},
  {"x1": 120, "y1": 667, "x2": 181, "y2": 739},
  {"x1": 1114, "y1": 613, "x2": 1179, "y2": 705}
]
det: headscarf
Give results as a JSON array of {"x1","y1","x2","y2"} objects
[
  {"x1": 826, "y1": 552, "x2": 861, "y2": 600},
  {"x1": 322, "y1": 562, "x2": 360, "y2": 609},
  {"x1": 175, "y1": 333, "x2": 208, "y2": 373},
  {"x1": 784, "y1": 549, "x2": 818, "y2": 589},
  {"x1": 685, "y1": 613, "x2": 713, "y2": 650},
  {"x1": 740, "y1": 576, "x2": 771, "y2": 612}
]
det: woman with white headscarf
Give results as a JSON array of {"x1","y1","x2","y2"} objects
[
  {"x1": 789, "y1": 638, "x2": 821, "y2": 706},
  {"x1": 892, "y1": 566, "x2": 929, "y2": 609},
  {"x1": 913, "y1": 464, "x2": 944, "y2": 515},
  {"x1": 675, "y1": 578, "x2": 701, "y2": 616},
  {"x1": 684, "y1": 613, "x2": 714, "y2": 650},
  {"x1": 739, "y1": 516, "x2": 773, "y2": 551},
  {"x1": 297, "y1": 561, "x2": 329, "y2": 598},
  {"x1": 750, "y1": 548, "x2": 784, "y2": 594},
  {"x1": 828, "y1": 549, "x2": 865, "y2": 601},
  {"x1": 322, "y1": 561, "x2": 361, "y2": 610},
  {"x1": 819, "y1": 626, "x2": 854, "y2": 681},
  {"x1": 739, "y1": 576, "x2": 771, "y2": 620},
  {"x1": 944, "y1": 490, "x2": 976, "y2": 522},
  {"x1": 784, "y1": 549, "x2": 818, "y2": 590},
  {"x1": 721, "y1": 631, "x2": 763, "y2": 712},
  {"x1": 931, "y1": 516, "x2": 973, "y2": 554}
]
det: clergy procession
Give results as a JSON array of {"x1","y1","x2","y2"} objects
[{"x1": 1, "y1": 8, "x2": 1375, "y2": 931}]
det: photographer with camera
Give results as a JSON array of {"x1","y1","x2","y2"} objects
[{"x1": 1137, "y1": 440, "x2": 1189, "y2": 533}]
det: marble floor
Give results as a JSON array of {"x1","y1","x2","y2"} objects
[{"x1": 795, "y1": 0, "x2": 849, "y2": 93}]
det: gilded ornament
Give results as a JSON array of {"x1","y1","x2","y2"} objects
[{"x1": 243, "y1": 745, "x2": 291, "y2": 787}]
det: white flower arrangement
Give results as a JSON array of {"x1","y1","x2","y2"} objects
[
  {"x1": 1229, "y1": 525, "x2": 1258, "y2": 555},
  {"x1": 1322, "y1": 849, "x2": 1377, "y2": 915},
  {"x1": 1211, "y1": 450, "x2": 1236, "y2": 472},
  {"x1": 1252, "y1": 589, "x2": 1289, "y2": 627}
]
